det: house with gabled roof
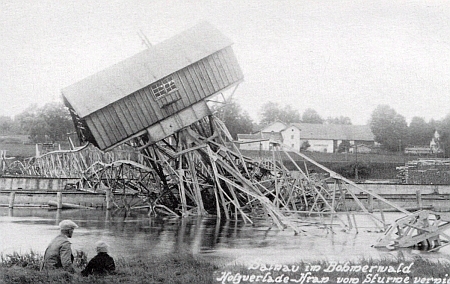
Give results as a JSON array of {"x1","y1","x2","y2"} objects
[
  {"x1": 238, "y1": 121, "x2": 375, "y2": 153},
  {"x1": 62, "y1": 22, "x2": 243, "y2": 150}
]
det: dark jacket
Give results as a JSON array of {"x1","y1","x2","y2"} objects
[{"x1": 81, "y1": 252, "x2": 115, "y2": 276}]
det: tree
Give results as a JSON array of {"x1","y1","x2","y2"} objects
[
  {"x1": 337, "y1": 140, "x2": 351, "y2": 153},
  {"x1": 15, "y1": 104, "x2": 40, "y2": 138},
  {"x1": 300, "y1": 140, "x2": 310, "y2": 151},
  {"x1": 369, "y1": 105, "x2": 408, "y2": 152},
  {"x1": 216, "y1": 98, "x2": 253, "y2": 139},
  {"x1": 301, "y1": 108, "x2": 323, "y2": 124},
  {"x1": 408, "y1": 117, "x2": 434, "y2": 146},
  {"x1": 326, "y1": 116, "x2": 352, "y2": 125},
  {"x1": 259, "y1": 102, "x2": 301, "y2": 125},
  {"x1": 0, "y1": 116, "x2": 15, "y2": 134},
  {"x1": 15, "y1": 102, "x2": 75, "y2": 143}
]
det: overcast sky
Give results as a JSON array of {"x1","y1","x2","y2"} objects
[{"x1": 1, "y1": 0, "x2": 449, "y2": 125}]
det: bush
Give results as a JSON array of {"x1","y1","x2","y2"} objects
[
  {"x1": 335, "y1": 162, "x2": 370, "y2": 179},
  {"x1": 0, "y1": 251, "x2": 42, "y2": 270}
]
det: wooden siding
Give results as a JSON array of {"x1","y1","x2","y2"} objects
[{"x1": 86, "y1": 46, "x2": 243, "y2": 150}]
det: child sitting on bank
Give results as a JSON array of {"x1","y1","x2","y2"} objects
[{"x1": 81, "y1": 240, "x2": 115, "y2": 276}]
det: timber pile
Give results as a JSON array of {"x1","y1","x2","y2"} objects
[{"x1": 397, "y1": 159, "x2": 450, "y2": 184}]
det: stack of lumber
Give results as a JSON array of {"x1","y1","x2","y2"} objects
[{"x1": 397, "y1": 159, "x2": 450, "y2": 184}]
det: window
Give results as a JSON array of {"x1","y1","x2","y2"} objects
[
  {"x1": 151, "y1": 76, "x2": 178, "y2": 99},
  {"x1": 291, "y1": 135, "x2": 294, "y2": 139}
]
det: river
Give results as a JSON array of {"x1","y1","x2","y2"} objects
[{"x1": 1, "y1": 208, "x2": 449, "y2": 265}]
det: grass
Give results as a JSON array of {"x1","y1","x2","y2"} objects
[
  {"x1": 2, "y1": 251, "x2": 450, "y2": 284},
  {"x1": 0, "y1": 251, "x2": 218, "y2": 284},
  {"x1": 0, "y1": 143, "x2": 36, "y2": 159}
]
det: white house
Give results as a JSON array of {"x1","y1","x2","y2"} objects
[
  {"x1": 237, "y1": 131, "x2": 283, "y2": 151},
  {"x1": 238, "y1": 121, "x2": 375, "y2": 153}
]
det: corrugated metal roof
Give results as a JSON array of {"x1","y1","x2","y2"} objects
[
  {"x1": 62, "y1": 22, "x2": 233, "y2": 118},
  {"x1": 289, "y1": 123, "x2": 374, "y2": 141}
]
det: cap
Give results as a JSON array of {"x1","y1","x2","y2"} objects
[
  {"x1": 59, "y1": 220, "x2": 78, "y2": 230},
  {"x1": 95, "y1": 240, "x2": 109, "y2": 253}
]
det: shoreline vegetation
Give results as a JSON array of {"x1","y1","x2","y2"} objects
[{"x1": 1, "y1": 251, "x2": 450, "y2": 284}]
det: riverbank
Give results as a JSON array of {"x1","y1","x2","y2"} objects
[{"x1": 1, "y1": 252, "x2": 450, "y2": 284}]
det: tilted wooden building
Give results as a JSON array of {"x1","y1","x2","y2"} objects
[{"x1": 62, "y1": 22, "x2": 243, "y2": 151}]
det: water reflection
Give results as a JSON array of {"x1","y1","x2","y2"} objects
[{"x1": 1, "y1": 208, "x2": 449, "y2": 265}]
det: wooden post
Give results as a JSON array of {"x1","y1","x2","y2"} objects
[
  {"x1": 105, "y1": 209, "x2": 111, "y2": 222},
  {"x1": 368, "y1": 192, "x2": 374, "y2": 213},
  {"x1": 416, "y1": 189, "x2": 423, "y2": 210},
  {"x1": 8, "y1": 192, "x2": 16, "y2": 208},
  {"x1": 56, "y1": 191, "x2": 63, "y2": 209},
  {"x1": 55, "y1": 209, "x2": 61, "y2": 225},
  {"x1": 106, "y1": 188, "x2": 113, "y2": 210}
]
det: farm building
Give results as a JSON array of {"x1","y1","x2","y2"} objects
[
  {"x1": 238, "y1": 121, "x2": 375, "y2": 153},
  {"x1": 62, "y1": 22, "x2": 243, "y2": 150},
  {"x1": 404, "y1": 147, "x2": 433, "y2": 155}
]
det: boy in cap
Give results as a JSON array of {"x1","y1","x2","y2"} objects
[
  {"x1": 81, "y1": 240, "x2": 115, "y2": 276},
  {"x1": 41, "y1": 219, "x2": 78, "y2": 273}
]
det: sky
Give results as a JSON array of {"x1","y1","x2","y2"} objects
[{"x1": 1, "y1": 0, "x2": 449, "y2": 125}]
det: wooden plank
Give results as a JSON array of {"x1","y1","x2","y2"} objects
[
  {"x1": 183, "y1": 66, "x2": 202, "y2": 102},
  {"x1": 187, "y1": 64, "x2": 206, "y2": 99},
  {"x1": 97, "y1": 108, "x2": 122, "y2": 144},
  {"x1": 190, "y1": 63, "x2": 211, "y2": 99},
  {"x1": 173, "y1": 72, "x2": 194, "y2": 106},
  {"x1": 113, "y1": 103, "x2": 134, "y2": 136},
  {"x1": 125, "y1": 95, "x2": 147, "y2": 131},
  {"x1": 105, "y1": 105, "x2": 128, "y2": 140},
  {"x1": 97, "y1": 109, "x2": 121, "y2": 145},
  {"x1": 116, "y1": 99, "x2": 139, "y2": 134},
  {"x1": 223, "y1": 47, "x2": 243, "y2": 82},
  {"x1": 216, "y1": 49, "x2": 233, "y2": 85},
  {"x1": 197, "y1": 59, "x2": 215, "y2": 94},
  {"x1": 161, "y1": 102, "x2": 176, "y2": 117},
  {"x1": 169, "y1": 94, "x2": 183, "y2": 113},
  {"x1": 132, "y1": 93, "x2": 153, "y2": 127},
  {"x1": 132, "y1": 91, "x2": 153, "y2": 126},
  {"x1": 87, "y1": 114, "x2": 110, "y2": 149},
  {"x1": 199, "y1": 59, "x2": 219, "y2": 92},
  {"x1": 122, "y1": 97, "x2": 144, "y2": 132},
  {"x1": 140, "y1": 88, "x2": 164, "y2": 123},
  {"x1": 84, "y1": 117, "x2": 105, "y2": 148},
  {"x1": 177, "y1": 68, "x2": 197, "y2": 106},
  {"x1": 217, "y1": 49, "x2": 237, "y2": 85},
  {"x1": 219, "y1": 47, "x2": 236, "y2": 82},
  {"x1": 211, "y1": 52, "x2": 228, "y2": 88},
  {"x1": 205, "y1": 55, "x2": 225, "y2": 90}
]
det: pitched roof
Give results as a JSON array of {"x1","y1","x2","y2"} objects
[
  {"x1": 289, "y1": 123, "x2": 374, "y2": 141},
  {"x1": 237, "y1": 133, "x2": 262, "y2": 140},
  {"x1": 237, "y1": 132, "x2": 282, "y2": 141},
  {"x1": 62, "y1": 22, "x2": 233, "y2": 118}
]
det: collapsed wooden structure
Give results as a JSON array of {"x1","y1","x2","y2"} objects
[
  {"x1": 13, "y1": 22, "x2": 444, "y2": 249},
  {"x1": 374, "y1": 211, "x2": 450, "y2": 251}
]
